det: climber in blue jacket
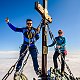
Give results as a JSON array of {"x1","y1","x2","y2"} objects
[
  {"x1": 5, "y1": 18, "x2": 41, "y2": 76},
  {"x1": 48, "y1": 30, "x2": 66, "y2": 76}
]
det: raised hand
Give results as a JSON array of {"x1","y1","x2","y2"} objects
[{"x1": 5, "y1": 17, "x2": 9, "y2": 23}]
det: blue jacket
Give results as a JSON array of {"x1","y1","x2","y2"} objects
[
  {"x1": 48, "y1": 36, "x2": 66, "y2": 52},
  {"x1": 7, "y1": 22, "x2": 39, "y2": 46}
]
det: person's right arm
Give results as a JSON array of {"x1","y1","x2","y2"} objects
[
  {"x1": 5, "y1": 18, "x2": 23, "y2": 32},
  {"x1": 48, "y1": 38, "x2": 56, "y2": 47}
]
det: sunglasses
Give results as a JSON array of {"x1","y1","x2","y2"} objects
[{"x1": 27, "y1": 23, "x2": 32, "y2": 24}]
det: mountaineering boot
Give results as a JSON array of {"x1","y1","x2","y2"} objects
[
  {"x1": 14, "y1": 71, "x2": 20, "y2": 80},
  {"x1": 14, "y1": 72, "x2": 28, "y2": 80},
  {"x1": 36, "y1": 68, "x2": 42, "y2": 76},
  {"x1": 53, "y1": 68, "x2": 62, "y2": 80},
  {"x1": 53, "y1": 68, "x2": 60, "y2": 74},
  {"x1": 49, "y1": 67, "x2": 55, "y2": 80}
]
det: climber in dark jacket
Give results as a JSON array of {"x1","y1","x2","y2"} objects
[
  {"x1": 5, "y1": 18, "x2": 41, "y2": 75},
  {"x1": 48, "y1": 29, "x2": 66, "y2": 76}
]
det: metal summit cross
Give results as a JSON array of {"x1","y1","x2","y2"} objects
[{"x1": 35, "y1": 0, "x2": 52, "y2": 79}]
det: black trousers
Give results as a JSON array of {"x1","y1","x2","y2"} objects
[{"x1": 53, "y1": 51, "x2": 65, "y2": 72}]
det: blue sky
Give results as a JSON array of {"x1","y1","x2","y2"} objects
[{"x1": 0, "y1": 0, "x2": 80, "y2": 54}]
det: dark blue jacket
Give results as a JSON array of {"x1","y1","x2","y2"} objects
[
  {"x1": 7, "y1": 22, "x2": 39, "y2": 46},
  {"x1": 48, "y1": 36, "x2": 66, "y2": 52}
]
